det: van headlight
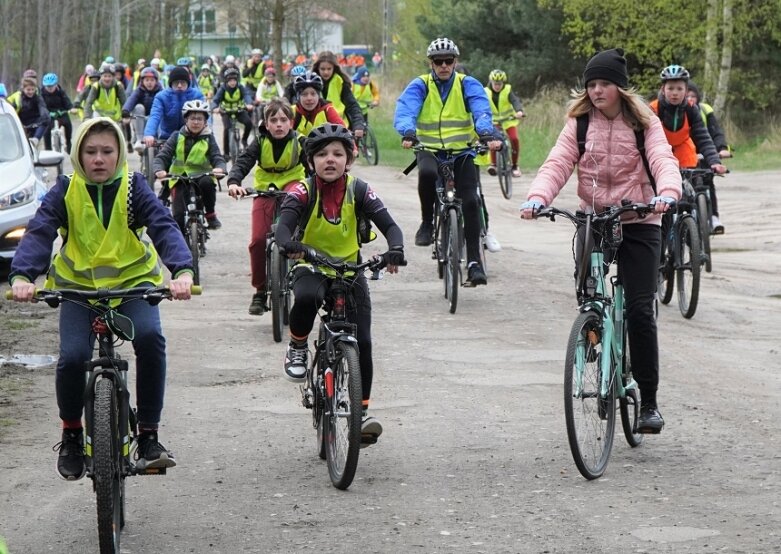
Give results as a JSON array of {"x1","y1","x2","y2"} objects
[{"x1": 0, "y1": 182, "x2": 36, "y2": 210}]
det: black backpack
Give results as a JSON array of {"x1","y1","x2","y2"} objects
[{"x1": 576, "y1": 113, "x2": 656, "y2": 194}]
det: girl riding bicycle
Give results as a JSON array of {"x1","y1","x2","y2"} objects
[
  {"x1": 8, "y1": 117, "x2": 195, "y2": 480},
  {"x1": 225, "y1": 98, "x2": 308, "y2": 315},
  {"x1": 520, "y1": 48, "x2": 681, "y2": 434},
  {"x1": 275, "y1": 123, "x2": 406, "y2": 444},
  {"x1": 484, "y1": 69, "x2": 524, "y2": 178}
]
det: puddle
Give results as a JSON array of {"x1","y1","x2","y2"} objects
[{"x1": 0, "y1": 355, "x2": 57, "y2": 368}]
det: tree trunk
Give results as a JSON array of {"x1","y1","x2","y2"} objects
[
  {"x1": 703, "y1": 0, "x2": 720, "y2": 100},
  {"x1": 714, "y1": 0, "x2": 733, "y2": 114},
  {"x1": 111, "y1": 0, "x2": 121, "y2": 58},
  {"x1": 271, "y1": 0, "x2": 285, "y2": 69}
]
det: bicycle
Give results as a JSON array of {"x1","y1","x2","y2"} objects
[
  {"x1": 49, "y1": 110, "x2": 69, "y2": 157},
  {"x1": 242, "y1": 186, "x2": 291, "y2": 342},
  {"x1": 680, "y1": 167, "x2": 718, "y2": 273},
  {"x1": 536, "y1": 202, "x2": 653, "y2": 480},
  {"x1": 657, "y1": 188, "x2": 702, "y2": 319},
  {"x1": 355, "y1": 106, "x2": 379, "y2": 166},
  {"x1": 221, "y1": 107, "x2": 249, "y2": 165},
  {"x1": 406, "y1": 143, "x2": 489, "y2": 314},
  {"x1": 4, "y1": 285, "x2": 201, "y2": 553},
  {"x1": 491, "y1": 116, "x2": 519, "y2": 200},
  {"x1": 140, "y1": 138, "x2": 164, "y2": 192},
  {"x1": 295, "y1": 246, "x2": 393, "y2": 490},
  {"x1": 159, "y1": 172, "x2": 223, "y2": 286}
]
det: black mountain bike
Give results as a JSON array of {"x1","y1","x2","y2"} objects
[
  {"x1": 492, "y1": 117, "x2": 518, "y2": 200},
  {"x1": 355, "y1": 107, "x2": 379, "y2": 166},
  {"x1": 658, "y1": 193, "x2": 701, "y2": 319},
  {"x1": 221, "y1": 107, "x2": 248, "y2": 165},
  {"x1": 406, "y1": 143, "x2": 489, "y2": 314},
  {"x1": 140, "y1": 137, "x2": 164, "y2": 191},
  {"x1": 242, "y1": 186, "x2": 291, "y2": 342},
  {"x1": 680, "y1": 167, "x2": 718, "y2": 273},
  {"x1": 160, "y1": 173, "x2": 223, "y2": 286},
  {"x1": 5, "y1": 286, "x2": 200, "y2": 553},
  {"x1": 296, "y1": 247, "x2": 396, "y2": 489}
]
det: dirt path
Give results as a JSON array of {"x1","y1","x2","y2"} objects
[{"x1": 0, "y1": 148, "x2": 779, "y2": 552}]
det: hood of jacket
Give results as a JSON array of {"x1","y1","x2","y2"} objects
[{"x1": 70, "y1": 117, "x2": 127, "y2": 184}]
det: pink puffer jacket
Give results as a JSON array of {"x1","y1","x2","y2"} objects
[{"x1": 527, "y1": 107, "x2": 681, "y2": 225}]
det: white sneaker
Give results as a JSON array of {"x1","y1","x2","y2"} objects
[
  {"x1": 133, "y1": 140, "x2": 145, "y2": 155},
  {"x1": 710, "y1": 215, "x2": 724, "y2": 235},
  {"x1": 484, "y1": 232, "x2": 501, "y2": 253},
  {"x1": 283, "y1": 342, "x2": 308, "y2": 383}
]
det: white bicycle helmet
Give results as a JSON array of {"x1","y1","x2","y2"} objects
[
  {"x1": 182, "y1": 99, "x2": 211, "y2": 118},
  {"x1": 426, "y1": 37, "x2": 460, "y2": 59}
]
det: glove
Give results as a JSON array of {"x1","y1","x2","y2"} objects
[
  {"x1": 121, "y1": 110, "x2": 130, "y2": 119},
  {"x1": 281, "y1": 241, "x2": 307, "y2": 257},
  {"x1": 381, "y1": 247, "x2": 406, "y2": 267},
  {"x1": 401, "y1": 133, "x2": 418, "y2": 146},
  {"x1": 650, "y1": 196, "x2": 676, "y2": 206},
  {"x1": 520, "y1": 200, "x2": 544, "y2": 212}
]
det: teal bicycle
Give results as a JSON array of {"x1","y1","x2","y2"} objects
[{"x1": 538, "y1": 201, "x2": 652, "y2": 479}]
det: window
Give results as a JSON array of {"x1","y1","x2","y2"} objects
[{"x1": 0, "y1": 115, "x2": 24, "y2": 163}]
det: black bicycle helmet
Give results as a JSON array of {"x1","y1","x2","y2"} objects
[
  {"x1": 224, "y1": 67, "x2": 240, "y2": 81},
  {"x1": 660, "y1": 64, "x2": 690, "y2": 82},
  {"x1": 294, "y1": 71, "x2": 323, "y2": 93},
  {"x1": 305, "y1": 123, "x2": 354, "y2": 157}
]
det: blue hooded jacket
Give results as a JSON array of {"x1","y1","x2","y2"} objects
[{"x1": 143, "y1": 86, "x2": 204, "y2": 140}]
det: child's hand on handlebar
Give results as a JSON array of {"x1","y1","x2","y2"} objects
[
  {"x1": 10, "y1": 280, "x2": 36, "y2": 302},
  {"x1": 227, "y1": 183, "x2": 247, "y2": 198},
  {"x1": 169, "y1": 273, "x2": 194, "y2": 300}
]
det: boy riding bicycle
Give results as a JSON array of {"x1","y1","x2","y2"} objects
[
  {"x1": 153, "y1": 99, "x2": 227, "y2": 231},
  {"x1": 210, "y1": 67, "x2": 254, "y2": 153},
  {"x1": 275, "y1": 123, "x2": 406, "y2": 444},
  {"x1": 484, "y1": 69, "x2": 524, "y2": 178},
  {"x1": 225, "y1": 98, "x2": 307, "y2": 315}
]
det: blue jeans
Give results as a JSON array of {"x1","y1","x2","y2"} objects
[{"x1": 56, "y1": 292, "x2": 167, "y2": 426}]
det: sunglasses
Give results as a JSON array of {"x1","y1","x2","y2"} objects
[{"x1": 432, "y1": 58, "x2": 455, "y2": 67}]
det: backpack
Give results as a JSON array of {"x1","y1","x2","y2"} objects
[
  {"x1": 297, "y1": 176, "x2": 375, "y2": 245},
  {"x1": 576, "y1": 113, "x2": 656, "y2": 194}
]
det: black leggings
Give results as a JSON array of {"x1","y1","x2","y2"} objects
[
  {"x1": 416, "y1": 151, "x2": 482, "y2": 264},
  {"x1": 221, "y1": 111, "x2": 253, "y2": 152},
  {"x1": 288, "y1": 268, "x2": 374, "y2": 402},
  {"x1": 170, "y1": 176, "x2": 217, "y2": 232}
]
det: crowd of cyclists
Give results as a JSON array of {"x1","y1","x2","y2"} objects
[{"x1": 3, "y1": 38, "x2": 734, "y2": 482}]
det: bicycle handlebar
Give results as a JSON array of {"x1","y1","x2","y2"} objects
[
  {"x1": 291, "y1": 246, "x2": 407, "y2": 274},
  {"x1": 240, "y1": 187, "x2": 288, "y2": 199},
  {"x1": 5, "y1": 285, "x2": 202, "y2": 304},
  {"x1": 411, "y1": 143, "x2": 489, "y2": 156},
  {"x1": 159, "y1": 172, "x2": 225, "y2": 184},
  {"x1": 537, "y1": 202, "x2": 653, "y2": 225}
]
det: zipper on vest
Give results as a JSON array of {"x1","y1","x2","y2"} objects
[{"x1": 96, "y1": 185, "x2": 105, "y2": 227}]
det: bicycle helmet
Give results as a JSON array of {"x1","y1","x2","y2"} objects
[
  {"x1": 150, "y1": 57, "x2": 161, "y2": 68},
  {"x1": 182, "y1": 99, "x2": 210, "y2": 118},
  {"x1": 113, "y1": 63, "x2": 126, "y2": 74},
  {"x1": 140, "y1": 67, "x2": 159, "y2": 80},
  {"x1": 290, "y1": 65, "x2": 307, "y2": 77},
  {"x1": 305, "y1": 123, "x2": 354, "y2": 157},
  {"x1": 22, "y1": 69, "x2": 37, "y2": 79},
  {"x1": 224, "y1": 67, "x2": 240, "y2": 81},
  {"x1": 104, "y1": 56, "x2": 115, "y2": 64},
  {"x1": 489, "y1": 69, "x2": 507, "y2": 83},
  {"x1": 0, "y1": 83, "x2": 7, "y2": 98},
  {"x1": 84, "y1": 64, "x2": 95, "y2": 74},
  {"x1": 660, "y1": 64, "x2": 690, "y2": 82},
  {"x1": 251, "y1": 48, "x2": 262, "y2": 56},
  {"x1": 294, "y1": 71, "x2": 323, "y2": 93},
  {"x1": 99, "y1": 63, "x2": 114, "y2": 75},
  {"x1": 426, "y1": 37, "x2": 460, "y2": 59},
  {"x1": 137, "y1": 58, "x2": 146, "y2": 66},
  {"x1": 201, "y1": 64, "x2": 210, "y2": 71},
  {"x1": 177, "y1": 57, "x2": 192, "y2": 67},
  {"x1": 224, "y1": 55, "x2": 236, "y2": 64},
  {"x1": 42, "y1": 73, "x2": 58, "y2": 87},
  {"x1": 264, "y1": 67, "x2": 276, "y2": 76},
  {"x1": 89, "y1": 69, "x2": 101, "y2": 80}
]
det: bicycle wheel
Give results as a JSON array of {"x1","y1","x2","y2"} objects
[
  {"x1": 144, "y1": 148, "x2": 156, "y2": 191},
  {"x1": 443, "y1": 209, "x2": 460, "y2": 314},
  {"x1": 498, "y1": 148, "x2": 512, "y2": 200},
  {"x1": 564, "y1": 310, "x2": 616, "y2": 480},
  {"x1": 229, "y1": 129, "x2": 239, "y2": 164},
  {"x1": 619, "y1": 336, "x2": 643, "y2": 447},
  {"x1": 188, "y1": 220, "x2": 201, "y2": 286},
  {"x1": 93, "y1": 378, "x2": 123, "y2": 553},
  {"x1": 676, "y1": 216, "x2": 701, "y2": 319},
  {"x1": 270, "y1": 241, "x2": 287, "y2": 343},
  {"x1": 363, "y1": 126, "x2": 379, "y2": 166},
  {"x1": 325, "y1": 342, "x2": 362, "y2": 489},
  {"x1": 435, "y1": 213, "x2": 444, "y2": 279},
  {"x1": 696, "y1": 194, "x2": 712, "y2": 273}
]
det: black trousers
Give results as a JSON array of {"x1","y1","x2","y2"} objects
[
  {"x1": 221, "y1": 111, "x2": 253, "y2": 152},
  {"x1": 170, "y1": 175, "x2": 217, "y2": 232},
  {"x1": 416, "y1": 151, "x2": 482, "y2": 264},
  {"x1": 288, "y1": 269, "x2": 374, "y2": 402}
]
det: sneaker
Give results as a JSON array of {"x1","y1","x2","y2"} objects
[
  {"x1": 487, "y1": 165, "x2": 497, "y2": 176},
  {"x1": 360, "y1": 416, "x2": 383, "y2": 448},
  {"x1": 710, "y1": 215, "x2": 724, "y2": 235},
  {"x1": 512, "y1": 166, "x2": 522, "y2": 178},
  {"x1": 133, "y1": 140, "x2": 145, "y2": 155},
  {"x1": 637, "y1": 402, "x2": 665, "y2": 434},
  {"x1": 467, "y1": 262, "x2": 487, "y2": 286},
  {"x1": 206, "y1": 215, "x2": 222, "y2": 230},
  {"x1": 483, "y1": 232, "x2": 501, "y2": 253},
  {"x1": 248, "y1": 292, "x2": 268, "y2": 315},
  {"x1": 53, "y1": 429, "x2": 86, "y2": 481},
  {"x1": 135, "y1": 431, "x2": 176, "y2": 470},
  {"x1": 414, "y1": 221, "x2": 434, "y2": 247},
  {"x1": 284, "y1": 342, "x2": 308, "y2": 382}
]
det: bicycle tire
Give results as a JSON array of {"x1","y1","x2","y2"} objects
[
  {"x1": 696, "y1": 194, "x2": 712, "y2": 273},
  {"x1": 93, "y1": 378, "x2": 123, "y2": 553},
  {"x1": 444, "y1": 209, "x2": 460, "y2": 313},
  {"x1": 619, "y1": 336, "x2": 643, "y2": 447},
  {"x1": 188, "y1": 220, "x2": 201, "y2": 286},
  {"x1": 677, "y1": 216, "x2": 701, "y2": 319},
  {"x1": 564, "y1": 310, "x2": 616, "y2": 480},
  {"x1": 498, "y1": 148, "x2": 512, "y2": 200},
  {"x1": 270, "y1": 241, "x2": 286, "y2": 343},
  {"x1": 658, "y1": 226, "x2": 674, "y2": 304},
  {"x1": 229, "y1": 130, "x2": 239, "y2": 165},
  {"x1": 144, "y1": 148, "x2": 156, "y2": 191},
  {"x1": 325, "y1": 342, "x2": 362, "y2": 489},
  {"x1": 312, "y1": 360, "x2": 327, "y2": 460},
  {"x1": 435, "y1": 213, "x2": 445, "y2": 280},
  {"x1": 364, "y1": 126, "x2": 379, "y2": 166}
]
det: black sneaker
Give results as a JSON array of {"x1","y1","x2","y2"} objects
[
  {"x1": 54, "y1": 429, "x2": 86, "y2": 481},
  {"x1": 284, "y1": 342, "x2": 308, "y2": 382},
  {"x1": 415, "y1": 221, "x2": 434, "y2": 247},
  {"x1": 207, "y1": 216, "x2": 222, "y2": 230},
  {"x1": 135, "y1": 432, "x2": 176, "y2": 470},
  {"x1": 467, "y1": 262, "x2": 487, "y2": 286},
  {"x1": 360, "y1": 416, "x2": 383, "y2": 448},
  {"x1": 487, "y1": 165, "x2": 497, "y2": 176},
  {"x1": 248, "y1": 292, "x2": 268, "y2": 315},
  {"x1": 637, "y1": 403, "x2": 665, "y2": 434}
]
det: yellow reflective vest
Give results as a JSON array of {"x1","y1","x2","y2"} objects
[
  {"x1": 169, "y1": 134, "x2": 213, "y2": 186},
  {"x1": 253, "y1": 134, "x2": 305, "y2": 191},
  {"x1": 323, "y1": 73, "x2": 346, "y2": 123},
  {"x1": 484, "y1": 85, "x2": 518, "y2": 130},
  {"x1": 416, "y1": 73, "x2": 473, "y2": 150}
]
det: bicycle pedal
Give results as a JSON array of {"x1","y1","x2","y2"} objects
[
  {"x1": 360, "y1": 433, "x2": 378, "y2": 448},
  {"x1": 136, "y1": 467, "x2": 167, "y2": 476}
]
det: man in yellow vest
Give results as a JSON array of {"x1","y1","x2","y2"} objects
[
  {"x1": 8, "y1": 118, "x2": 195, "y2": 480},
  {"x1": 84, "y1": 63, "x2": 126, "y2": 121},
  {"x1": 394, "y1": 37, "x2": 501, "y2": 285}
]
